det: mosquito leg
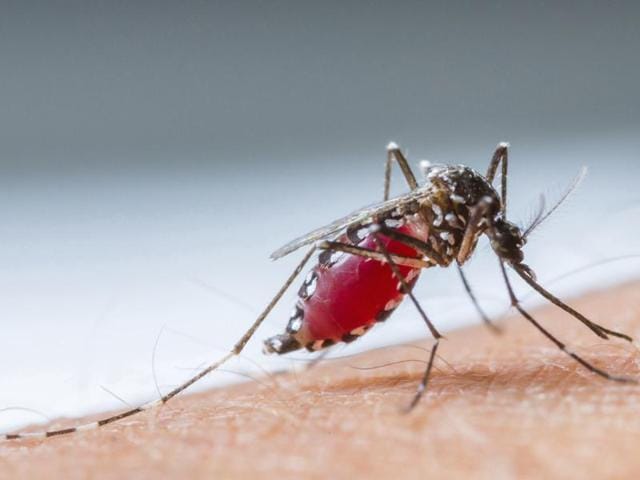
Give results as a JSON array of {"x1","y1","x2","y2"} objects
[
  {"x1": 372, "y1": 224, "x2": 444, "y2": 265},
  {"x1": 485, "y1": 142, "x2": 509, "y2": 216},
  {"x1": 485, "y1": 142, "x2": 508, "y2": 183},
  {"x1": 373, "y1": 225, "x2": 501, "y2": 334},
  {"x1": 162, "y1": 245, "x2": 317, "y2": 403},
  {"x1": 500, "y1": 261, "x2": 636, "y2": 383},
  {"x1": 456, "y1": 264, "x2": 502, "y2": 334},
  {"x1": 372, "y1": 234, "x2": 444, "y2": 410},
  {"x1": 513, "y1": 264, "x2": 633, "y2": 342},
  {"x1": 384, "y1": 142, "x2": 419, "y2": 201},
  {"x1": 405, "y1": 340, "x2": 439, "y2": 411},
  {"x1": 318, "y1": 240, "x2": 432, "y2": 269},
  {"x1": 3, "y1": 246, "x2": 317, "y2": 440}
]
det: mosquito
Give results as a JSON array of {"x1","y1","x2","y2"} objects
[{"x1": 4, "y1": 142, "x2": 635, "y2": 440}]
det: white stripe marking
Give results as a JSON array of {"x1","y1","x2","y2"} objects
[
  {"x1": 19, "y1": 431, "x2": 47, "y2": 439},
  {"x1": 76, "y1": 422, "x2": 99, "y2": 432},
  {"x1": 142, "y1": 399, "x2": 163, "y2": 410}
]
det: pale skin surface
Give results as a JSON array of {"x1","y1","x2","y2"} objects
[{"x1": 1, "y1": 281, "x2": 639, "y2": 479}]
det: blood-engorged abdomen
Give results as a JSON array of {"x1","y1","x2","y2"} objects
[{"x1": 263, "y1": 218, "x2": 429, "y2": 354}]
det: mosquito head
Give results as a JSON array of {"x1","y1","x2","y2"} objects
[{"x1": 488, "y1": 217, "x2": 526, "y2": 264}]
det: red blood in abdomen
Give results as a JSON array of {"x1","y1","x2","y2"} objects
[{"x1": 301, "y1": 223, "x2": 426, "y2": 342}]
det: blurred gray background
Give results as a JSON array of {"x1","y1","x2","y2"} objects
[
  {"x1": 0, "y1": 2, "x2": 638, "y2": 431},
  {"x1": 1, "y1": 2, "x2": 639, "y2": 173}
]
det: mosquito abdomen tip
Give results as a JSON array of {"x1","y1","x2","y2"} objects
[
  {"x1": 498, "y1": 141, "x2": 510, "y2": 148},
  {"x1": 263, "y1": 334, "x2": 302, "y2": 355}
]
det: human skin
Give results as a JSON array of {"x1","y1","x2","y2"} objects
[{"x1": 1, "y1": 281, "x2": 639, "y2": 479}]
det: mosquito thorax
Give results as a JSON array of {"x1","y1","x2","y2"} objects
[
  {"x1": 421, "y1": 165, "x2": 501, "y2": 266},
  {"x1": 424, "y1": 164, "x2": 500, "y2": 205}
]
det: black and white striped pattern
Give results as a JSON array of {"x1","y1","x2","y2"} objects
[{"x1": 2, "y1": 398, "x2": 165, "y2": 440}]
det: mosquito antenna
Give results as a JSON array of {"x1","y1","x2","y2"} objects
[
  {"x1": 523, "y1": 166, "x2": 588, "y2": 239},
  {"x1": 512, "y1": 264, "x2": 633, "y2": 342},
  {"x1": 523, "y1": 193, "x2": 546, "y2": 234}
]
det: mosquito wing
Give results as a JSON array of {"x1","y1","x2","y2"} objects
[{"x1": 271, "y1": 189, "x2": 429, "y2": 259}]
